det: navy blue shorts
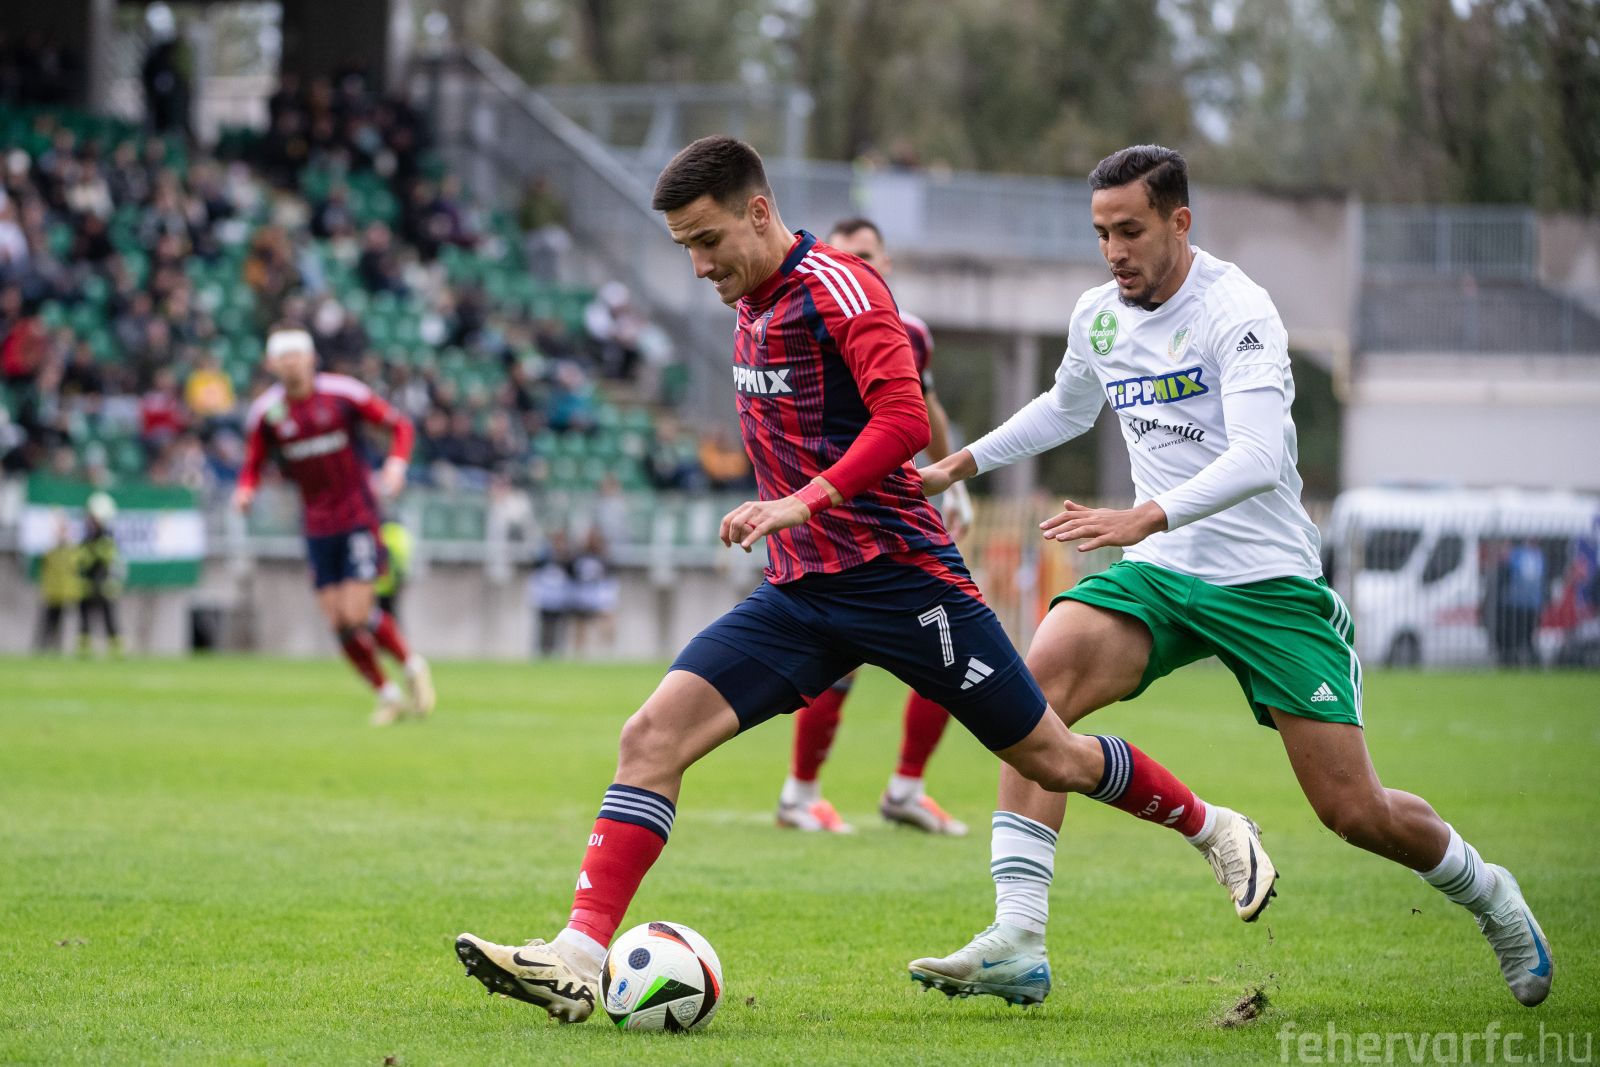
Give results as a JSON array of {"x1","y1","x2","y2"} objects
[
  {"x1": 671, "y1": 545, "x2": 1046, "y2": 752},
  {"x1": 305, "y1": 525, "x2": 387, "y2": 590}
]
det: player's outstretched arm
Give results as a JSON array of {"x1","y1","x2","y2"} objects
[
  {"x1": 918, "y1": 448, "x2": 978, "y2": 496},
  {"x1": 1039, "y1": 499, "x2": 1169, "y2": 552},
  {"x1": 1039, "y1": 386, "x2": 1282, "y2": 552}
]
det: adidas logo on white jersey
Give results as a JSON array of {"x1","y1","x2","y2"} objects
[
  {"x1": 960, "y1": 657, "x2": 994, "y2": 690},
  {"x1": 1310, "y1": 682, "x2": 1338, "y2": 703},
  {"x1": 1236, "y1": 330, "x2": 1265, "y2": 352}
]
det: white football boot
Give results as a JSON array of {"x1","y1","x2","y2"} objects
[
  {"x1": 879, "y1": 790, "x2": 968, "y2": 836},
  {"x1": 908, "y1": 922, "x2": 1051, "y2": 1006},
  {"x1": 1475, "y1": 864, "x2": 1553, "y2": 1006},
  {"x1": 403, "y1": 654, "x2": 436, "y2": 719},
  {"x1": 776, "y1": 797, "x2": 854, "y2": 833},
  {"x1": 455, "y1": 933, "x2": 598, "y2": 1023},
  {"x1": 369, "y1": 681, "x2": 407, "y2": 727},
  {"x1": 1191, "y1": 806, "x2": 1278, "y2": 922}
]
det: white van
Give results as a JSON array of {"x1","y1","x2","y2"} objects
[{"x1": 1323, "y1": 487, "x2": 1600, "y2": 668}]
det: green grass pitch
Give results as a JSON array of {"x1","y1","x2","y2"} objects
[{"x1": 2, "y1": 656, "x2": 1596, "y2": 1065}]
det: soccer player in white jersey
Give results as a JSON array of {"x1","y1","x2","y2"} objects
[{"x1": 908, "y1": 145, "x2": 1553, "y2": 1009}]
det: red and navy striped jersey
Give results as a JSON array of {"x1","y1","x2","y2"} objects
[
  {"x1": 241, "y1": 373, "x2": 413, "y2": 537},
  {"x1": 735, "y1": 232, "x2": 951, "y2": 583},
  {"x1": 901, "y1": 310, "x2": 936, "y2": 392}
]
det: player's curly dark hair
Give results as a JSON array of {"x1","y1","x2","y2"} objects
[
  {"x1": 1088, "y1": 145, "x2": 1189, "y2": 218},
  {"x1": 651, "y1": 135, "x2": 773, "y2": 215}
]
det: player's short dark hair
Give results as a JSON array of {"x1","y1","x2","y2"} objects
[
  {"x1": 651, "y1": 135, "x2": 773, "y2": 215},
  {"x1": 827, "y1": 216, "x2": 883, "y2": 243},
  {"x1": 1088, "y1": 145, "x2": 1189, "y2": 217}
]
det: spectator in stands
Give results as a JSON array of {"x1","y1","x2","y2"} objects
[
  {"x1": 183, "y1": 352, "x2": 235, "y2": 430},
  {"x1": 114, "y1": 291, "x2": 156, "y2": 357},
  {"x1": 257, "y1": 107, "x2": 310, "y2": 189},
  {"x1": 1, "y1": 301, "x2": 45, "y2": 387},
  {"x1": 65, "y1": 159, "x2": 113, "y2": 221},
  {"x1": 358, "y1": 221, "x2": 406, "y2": 295},
  {"x1": 517, "y1": 174, "x2": 571, "y2": 281},
  {"x1": 71, "y1": 213, "x2": 115, "y2": 265},
  {"x1": 132, "y1": 316, "x2": 176, "y2": 390},
  {"x1": 59, "y1": 337, "x2": 104, "y2": 404},
  {"x1": 311, "y1": 182, "x2": 357, "y2": 240},
  {"x1": 243, "y1": 225, "x2": 299, "y2": 327},
  {"x1": 697, "y1": 424, "x2": 753, "y2": 490},
  {"x1": 0, "y1": 192, "x2": 30, "y2": 281},
  {"x1": 140, "y1": 366, "x2": 186, "y2": 458},
  {"x1": 545, "y1": 360, "x2": 598, "y2": 433},
  {"x1": 310, "y1": 297, "x2": 367, "y2": 367},
  {"x1": 645, "y1": 416, "x2": 702, "y2": 491},
  {"x1": 105, "y1": 141, "x2": 150, "y2": 207},
  {"x1": 583, "y1": 281, "x2": 647, "y2": 381}
]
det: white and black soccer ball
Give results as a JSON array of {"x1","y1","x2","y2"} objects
[{"x1": 600, "y1": 921, "x2": 723, "y2": 1032}]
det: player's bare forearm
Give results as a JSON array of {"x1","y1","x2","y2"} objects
[
  {"x1": 1040, "y1": 499, "x2": 1168, "y2": 552},
  {"x1": 917, "y1": 448, "x2": 978, "y2": 497},
  {"x1": 720, "y1": 477, "x2": 838, "y2": 552},
  {"x1": 378, "y1": 456, "x2": 408, "y2": 498},
  {"x1": 923, "y1": 392, "x2": 954, "y2": 463}
]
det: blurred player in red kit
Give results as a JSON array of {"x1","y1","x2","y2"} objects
[{"x1": 234, "y1": 326, "x2": 435, "y2": 725}]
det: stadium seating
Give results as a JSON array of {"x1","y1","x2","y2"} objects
[{"x1": 0, "y1": 100, "x2": 686, "y2": 500}]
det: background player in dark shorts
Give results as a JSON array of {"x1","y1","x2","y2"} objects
[{"x1": 775, "y1": 216, "x2": 976, "y2": 837}]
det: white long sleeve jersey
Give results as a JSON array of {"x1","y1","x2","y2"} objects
[{"x1": 968, "y1": 248, "x2": 1322, "y2": 585}]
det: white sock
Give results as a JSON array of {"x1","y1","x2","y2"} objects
[
  {"x1": 991, "y1": 811, "x2": 1058, "y2": 935},
  {"x1": 781, "y1": 776, "x2": 819, "y2": 807},
  {"x1": 379, "y1": 680, "x2": 403, "y2": 702},
  {"x1": 554, "y1": 927, "x2": 606, "y2": 974},
  {"x1": 1182, "y1": 803, "x2": 1220, "y2": 847},
  {"x1": 1419, "y1": 825, "x2": 1496, "y2": 911},
  {"x1": 886, "y1": 773, "x2": 924, "y2": 803},
  {"x1": 405, "y1": 653, "x2": 426, "y2": 673}
]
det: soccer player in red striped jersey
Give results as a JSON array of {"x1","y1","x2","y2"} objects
[
  {"x1": 234, "y1": 327, "x2": 435, "y2": 725},
  {"x1": 454, "y1": 137, "x2": 1266, "y2": 1021},
  {"x1": 776, "y1": 216, "x2": 974, "y2": 836}
]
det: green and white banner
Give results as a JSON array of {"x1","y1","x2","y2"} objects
[{"x1": 21, "y1": 476, "x2": 205, "y2": 588}]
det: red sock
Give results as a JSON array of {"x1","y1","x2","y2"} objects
[
  {"x1": 568, "y1": 785, "x2": 675, "y2": 946},
  {"x1": 338, "y1": 626, "x2": 386, "y2": 690},
  {"x1": 896, "y1": 691, "x2": 950, "y2": 778},
  {"x1": 1088, "y1": 735, "x2": 1208, "y2": 837},
  {"x1": 791, "y1": 682, "x2": 849, "y2": 781},
  {"x1": 370, "y1": 610, "x2": 411, "y2": 662}
]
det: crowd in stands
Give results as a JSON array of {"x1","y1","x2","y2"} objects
[{"x1": 0, "y1": 57, "x2": 749, "y2": 514}]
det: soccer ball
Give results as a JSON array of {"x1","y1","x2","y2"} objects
[{"x1": 600, "y1": 921, "x2": 724, "y2": 1032}]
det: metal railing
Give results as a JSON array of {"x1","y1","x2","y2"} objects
[
  {"x1": 613, "y1": 150, "x2": 1103, "y2": 263},
  {"x1": 536, "y1": 82, "x2": 813, "y2": 165},
  {"x1": 1362, "y1": 205, "x2": 1537, "y2": 280},
  {"x1": 1359, "y1": 281, "x2": 1600, "y2": 354},
  {"x1": 409, "y1": 47, "x2": 733, "y2": 415}
]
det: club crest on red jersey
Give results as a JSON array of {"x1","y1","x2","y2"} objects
[{"x1": 751, "y1": 309, "x2": 774, "y2": 347}]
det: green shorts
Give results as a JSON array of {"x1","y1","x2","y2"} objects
[{"x1": 1054, "y1": 560, "x2": 1363, "y2": 729}]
